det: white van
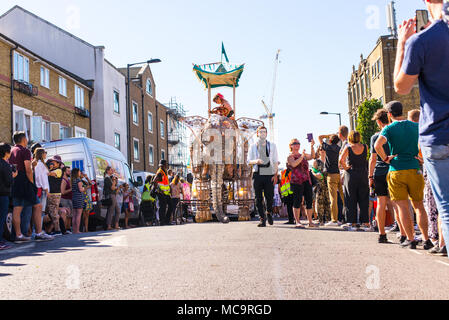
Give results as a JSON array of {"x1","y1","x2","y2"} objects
[
  {"x1": 133, "y1": 171, "x2": 154, "y2": 194},
  {"x1": 43, "y1": 138, "x2": 142, "y2": 229}
]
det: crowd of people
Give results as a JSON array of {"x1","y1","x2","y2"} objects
[
  {"x1": 251, "y1": 0, "x2": 449, "y2": 259},
  {"x1": 0, "y1": 132, "x2": 194, "y2": 251}
]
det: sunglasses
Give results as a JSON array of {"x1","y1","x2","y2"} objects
[{"x1": 290, "y1": 142, "x2": 300, "y2": 146}]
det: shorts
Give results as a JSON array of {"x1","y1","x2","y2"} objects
[
  {"x1": 387, "y1": 169, "x2": 424, "y2": 202},
  {"x1": 374, "y1": 175, "x2": 389, "y2": 197},
  {"x1": 12, "y1": 194, "x2": 40, "y2": 207},
  {"x1": 291, "y1": 182, "x2": 313, "y2": 210}
]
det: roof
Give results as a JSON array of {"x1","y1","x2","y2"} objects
[
  {"x1": 0, "y1": 6, "x2": 98, "y2": 49},
  {"x1": 193, "y1": 63, "x2": 244, "y2": 89},
  {"x1": 0, "y1": 32, "x2": 93, "y2": 89}
]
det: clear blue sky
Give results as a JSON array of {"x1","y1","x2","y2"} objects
[{"x1": 0, "y1": 0, "x2": 425, "y2": 164}]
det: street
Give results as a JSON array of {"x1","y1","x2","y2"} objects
[{"x1": 1, "y1": 220, "x2": 449, "y2": 300}]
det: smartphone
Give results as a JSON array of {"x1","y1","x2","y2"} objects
[
  {"x1": 416, "y1": 10, "x2": 429, "y2": 34},
  {"x1": 307, "y1": 133, "x2": 314, "y2": 143}
]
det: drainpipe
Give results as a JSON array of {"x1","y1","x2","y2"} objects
[
  {"x1": 10, "y1": 45, "x2": 18, "y2": 142},
  {"x1": 141, "y1": 88, "x2": 146, "y2": 172},
  {"x1": 155, "y1": 102, "x2": 159, "y2": 167}
]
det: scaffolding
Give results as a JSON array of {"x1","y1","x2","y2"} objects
[{"x1": 165, "y1": 97, "x2": 189, "y2": 177}]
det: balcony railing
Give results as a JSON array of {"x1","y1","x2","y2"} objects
[
  {"x1": 13, "y1": 80, "x2": 38, "y2": 97},
  {"x1": 75, "y1": 107, "x2": 90, "y2": 118}
]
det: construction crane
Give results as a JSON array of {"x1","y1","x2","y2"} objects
[{"x1": 260, "y1": 49, "x2": 281, "y2": 143}]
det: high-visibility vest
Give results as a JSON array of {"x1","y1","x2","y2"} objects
[
  {"x1": 280, "y1": 169, "x2": 293, "y2": 197},
  {"x1": 142, "y1": 183, "x2": 156, "y2": 202},
  {"x1": 157, "y1": 169, "x2": 171, "y2": 196}
]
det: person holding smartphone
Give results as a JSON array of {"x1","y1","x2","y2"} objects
[{"x1": 394, "y1": 0, "x2": 449, "y2": 253}]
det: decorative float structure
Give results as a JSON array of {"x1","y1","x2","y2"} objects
[{"x1": 182, "y1": 47, "x2": 264, "y2": 223}]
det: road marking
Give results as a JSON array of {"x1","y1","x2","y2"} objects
[
  {"x1": 272, "y1": 249, "x2": 284, "y2": 300},
  {"x1": 409, "y1": 250, "x2": 422, "y2": 255},
  {"x1": 4, "y1": 243, "x2": 36, "y2": 253},
  {"x1": 436, "y1": 260, "x2": 449, "y2": 268}
]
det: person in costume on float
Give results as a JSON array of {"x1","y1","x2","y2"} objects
[{"x1": 211, "y1": 93, "x2": 234, "y2": 119}]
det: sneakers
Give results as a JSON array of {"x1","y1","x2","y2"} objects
[
  {"x1": 386, "y1": 223, "x2": 400, "y2": 233},
  {"x1": 0, "y1": 242, "x2": 12, "y2": 250},
  {"x1": 258, "y1": 221, "x2": 266, "y2": 228},
  {"x1": 429, "y1": 245, "x2": 441, "y2": 255},
  {"x1": 63, "y1": 230, "x2": 72, "y2": 235},
  {"x1": 438, "y1": 246, "x2": 448, "y2": 257},
  {"x1": 423, "y1": 239, "x2": 435, "y2": 251},
  {"x1": 267, "y1": 214, "x2": 274, "y2": 226},
  {"x1": 378, "y1": 234, "x2": 392, "y2": 244},
  {"x1": 325, "y1": 221, "x2": 339, "y2": 227},
  {"x1": 15, "y1": 235, "x2": 31, "y2": 243},
  {"x1": 399, "y1": 236, "x2": 407, "y2": 244},
  {"x1": 401, "y1": 240, "x2": 417, "y2": 250},
  {"x1": 51, "y1": 231, "x2": 63, "y2": 237},
  {"x1": 35, "y1": 232, "x2": 54, "y2": 242}
]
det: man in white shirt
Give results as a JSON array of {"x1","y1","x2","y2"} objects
[{"x1": 248, "y1": 126, "x2": 279, "y2": 227}]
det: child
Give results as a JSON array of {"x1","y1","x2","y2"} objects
[
  {"x1": 273, "y1": 175, "x2": 282, "y2": 218},
  {"x1": 122, "y1": 184, "x2": 134, "y2": 229}
]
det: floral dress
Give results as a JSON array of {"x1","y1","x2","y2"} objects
[
  {"x1": 314, "y1": 160, "x2": 331, "y2": 223},
  {"x1": 424, "y1": 168, "x2": 439, "y2": 240}
]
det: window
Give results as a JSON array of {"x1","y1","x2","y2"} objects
[
  {"x1": 160, "y1": 120, "x2": 165, "y2": 139},
  {"x1": 377, "y1": 59, "x2": 382, "y2": 75},
  {"x1": 132, "y1": 102, "x2": 138, "y2": 125},
  {"x1": 133, "y1": 139, "x2": 140, "y2": 161},
  {"x1": 60, "y1": 126, "x2": 72, "y2": 139},
  {"x1": 40, "y1": 67, "x2": 50, "y2": 88},
  {"x1": 360, "y1": 75, "x2": 365, "y2": 97},
  {"x1": 75, "y1": 127, "x2": 87, "y2": 138},
  {"x1": 14, "y1": 52, "x2": 29, "y2": 82},
  {"x1": 146, "y1": 79, "x2": 153, "y2": 96},
  {"x1": 114, "y1": 133, "x2": 121, "y2": 150},
  {"x1": 113, "y1": 91, "x2": 120, "y2": 113},
  {"x1": 75, "y1": 85, "x2": 84, "y2": 109},
  {"x1": 149, "y1": 145, "x2": 154, "y2": 165},
  {"x1": 148, "y1": 112, "x2": 153, "y2": 132},
  {"x1": 59, "y1": 77, "x2": 67, "y2": 96},
  {"x1": 42, "y1": 120, "x2": 51, "y2": 142},
  {"x1": 161, "y1": 149, "x2": 166, "y2": 161}
]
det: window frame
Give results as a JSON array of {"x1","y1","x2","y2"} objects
[
  {"x1": 13, "y1": 52, "x2": 30, "y2": 83},
  {"x1": 148, "y1": 112, "x2": 153, "y2": 133},
  {"x1": 133, "y1": 138, "x2": 140, "y2": 162},
  {"x1": 75, "y1": 85, "x2": 85, "y2": 109},
  {"x1": 40, "y1": 66, "x2": 50, "y2": 88},
  {"x1": 148, "y1": 144, "x2": 154, "y2": 165},
  {"x1": 146, "y1": 79, "x2": 153, "y2": 97},
  {"x1": 132, "y1": 101, "x2": 139, "y2": 125},
  {"x1": 161, "y1": 149, "x2": 166, "y2": 161},
  {"x1": 59, "y1": 76, "x2": 67, "y2": 97},
  {"x1": 114, "y1": 132, "x2": 121, "y2": 151},
  {"x1": 113, "y1": 90, "x2": 120, "y2": 114},
  {"x1": 160, "y1": 120, "x2": 165, "y2": 139}
]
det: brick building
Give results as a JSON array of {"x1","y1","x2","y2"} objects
[
  {"x1": 0, "y1": 33, "x2": 92, "y2": 144},
  {"x1": 348, "y1": 36, "x2": 421, "y2": 130},
  {"x1": 119, "y1": 65, "x2": 169, "y2": 174}
]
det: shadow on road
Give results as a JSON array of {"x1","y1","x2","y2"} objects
[{"x1": 0, "y1": 230, "x2": 116, "y2": 268}]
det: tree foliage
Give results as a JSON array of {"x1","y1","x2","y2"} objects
[{"x1": 356, "y1": 99, "x2": 383, "y2": 150}]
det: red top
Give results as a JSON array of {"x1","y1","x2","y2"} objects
[
  {"x1": 287, "y1": 154, "x2": 311, "y2": 186},
  {"x1": 9, "y1": 145, "x2": 31, "y2": 172},
  {"x1": 61, "y1": 177, "x2": 73, "y2": 200}
]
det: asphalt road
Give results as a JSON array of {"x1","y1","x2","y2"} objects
[{"x1": 1, "y1": 219, "x2": 449, "y2": 300}]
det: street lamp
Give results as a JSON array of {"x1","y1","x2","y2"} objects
[
  {"x1": 320, "y1": 111, "x2": 342, "y2": 127},
  {"x1": 126, "y1": 59, "x2": 161, "y2": 165}
]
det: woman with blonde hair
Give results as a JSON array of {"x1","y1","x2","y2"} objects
[
  {"x1": 339, "y1": 131, "x2": 370, "y2": 231},
  {"x1": 287, "y1": 138, "x2": 319, "y2": 228}
]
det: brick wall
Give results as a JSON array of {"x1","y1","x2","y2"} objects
[{"x1": 0, "y1": 39, "x2": 91, "y2": 143}]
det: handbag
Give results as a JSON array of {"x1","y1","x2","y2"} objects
[
  {"x1": 37, "y1": 188, "x2": 43, "y2": 198},
  {"x1": 101, "y1": 195, "x2": 112, "y2": 207},
  {"x1": 129, "y1": 201, "x2": 135, "y2": 213}
]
